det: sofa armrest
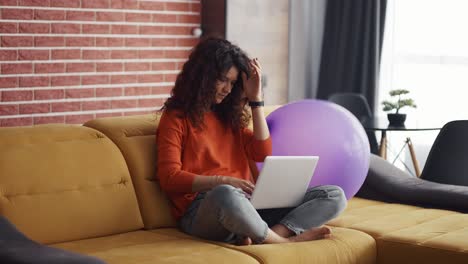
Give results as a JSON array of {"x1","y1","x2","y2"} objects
[{"x1": 356, "y1": 154, "x2": 468, "y2": 213}]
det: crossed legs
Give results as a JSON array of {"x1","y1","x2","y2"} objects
[{"x1": 179, "y1": 184, "x2": 346, "y2": 244}]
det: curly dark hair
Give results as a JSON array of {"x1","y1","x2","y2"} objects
[{"x1": 161, "y1": 37, "x2": 252, "y2": 130}]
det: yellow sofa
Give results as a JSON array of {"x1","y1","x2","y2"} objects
[{"x1": 0, "y1": 105, "x2": 467, "y2": 264}]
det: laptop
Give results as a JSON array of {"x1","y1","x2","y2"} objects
[{"x1": 250, "y1": 156, "x2": 319, "y2": 209}]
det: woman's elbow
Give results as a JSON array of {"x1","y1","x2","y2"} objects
[
  {"x1": 157, "y1": 170, "x2": 172, "y2": 192},
  {"x1": 251, "y1": 153, "x2": 269, "y2": 162},
  {"x1": 158, "y1": 170, "x2": 184, "y2": 193}
]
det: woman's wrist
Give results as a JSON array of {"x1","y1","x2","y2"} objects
[
  {"x1": 248, "y1": 100, "x2": 264, "y2": 108},
  {"x1": 248, "y1": 96, "x2": 263, "y2": 102},
  {"x1": 248, "y1": 93, "x2": 264, "y2": 109},
  {"x1": 212, "y1": 175, "x2": 227, "y2": 188}
]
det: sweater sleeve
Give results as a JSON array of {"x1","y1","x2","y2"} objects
[
  {"x1": 156, "y1": 111, "x2": 197, "y2": 193},
  {"x1": 242, "y1": 128, "x2": 272, "y2": 162}
]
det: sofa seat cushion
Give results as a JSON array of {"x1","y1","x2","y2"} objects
[
  {"x1": 222, "y1": 227, "x2": 376, "y2": 264},
  {"x1": 328, "y1": 198, "x2": 458, "y2": 237},
  {"x1": 378, "y1": 214, "x2": 468, "y2": 264},
  {"x1": 53, "y1": 230, "x2": 259, "y2": 264},
  {"x1": 328, "y1": 198, "x2": 468, "y2": 264},
  {"x1": 150, "y1": 227, "x2": 376, "y2": 264}
]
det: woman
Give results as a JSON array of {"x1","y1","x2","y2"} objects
[{"x1": 156, "y1": 37, "x2": 347, "y2": 245}]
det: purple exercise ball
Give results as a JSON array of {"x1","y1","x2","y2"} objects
[{"x1": 264, "y1": 99, "x2": 370, "y2": 199}]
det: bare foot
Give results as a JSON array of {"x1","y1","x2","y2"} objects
[
  {"x1": 271, "y1": 224, "x2": 295, "y2": 238},
  {"x1": 235, "y1": 236, "x2": 252, "y2": 246},
  {"x1": 263, "y1": 226, "x2": 332, "y2": 244},
  {"x1": 288, "y1": 226, "x2": 332, "y2": 242}
]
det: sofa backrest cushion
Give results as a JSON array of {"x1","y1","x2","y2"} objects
[
  {"x1": 84, "y1": 114, "x2": 176, "y2": 229},
  {"x1": 0, "y1": 125, "x2": 143, "y2": 244},
  {"x1": 84, "y1": 106, "x2": 281, "y2": 229}
]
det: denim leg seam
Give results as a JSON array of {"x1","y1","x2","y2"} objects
[{"x1": 279, "y1": 220, "x2": 303, "y2": 236}]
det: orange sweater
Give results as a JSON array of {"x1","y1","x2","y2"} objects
[{"x1": 156, "y1": 110, "x2": 272, "y2": 220}]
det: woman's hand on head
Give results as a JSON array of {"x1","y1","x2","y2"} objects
[
  {"x1": 242, "y1": 58, "x2": 262, "y2": 102},
  {"x1": 219, "y1": 176, "x2": 255, "y2": 195}
]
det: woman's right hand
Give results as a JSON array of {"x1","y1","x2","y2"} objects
[{"x1": 219, "y1": 176, "x2": 255, "y2": 195}]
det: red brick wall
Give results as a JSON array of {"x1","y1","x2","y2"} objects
[{"x1": 0, "y1": 0, "x2": 200, "y2": 127}]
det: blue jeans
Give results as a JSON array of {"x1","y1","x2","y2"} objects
[{"x1": 179, "y1": 184, "x2": 347, "y2": 244}]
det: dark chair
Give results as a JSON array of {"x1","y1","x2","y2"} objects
[
  {"x1": 0, "y1": 216, "x2": 106, "y2": 264},
  {"x1": 419, "y1": 120, "x2": 468, "y2": 186},
  {"x1": 328, "y1": 93, "x2": 379, "y2": 154}
]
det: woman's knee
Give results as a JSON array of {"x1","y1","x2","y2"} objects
[
  {"x1": 307, "y1": 185, "x2": 343, "y2": 197},
  {"x1": 324, "y1": 185, "x2": 346, "y2": 198},
  {"x1": 306, "y1": 185, "x2": 347, "y2": 212},
  {"x1": 206, "y1": 184, "x2": 246, "y2": 209},
  {"x1": 327, "y1": 185, "x2": 347, "y2": 213}
]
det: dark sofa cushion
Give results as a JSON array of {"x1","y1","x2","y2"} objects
[
  {"x1": 0, "y1": 216, "x2": 106, "y2": 264},
  {"x1": 356, "y1": 154, "x2": 468, "y2": 213}
]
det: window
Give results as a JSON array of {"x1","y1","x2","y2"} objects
[
  {"x1": 378, "y1": 0, "x2": 468, "y2": 173},
  {"x1": 379, "y1": 0, "x2": 468, "y2": 120}
]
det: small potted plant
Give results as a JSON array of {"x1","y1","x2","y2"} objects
[{"x1": 382, "y1": 89, "x2": 417, "y2": 126}]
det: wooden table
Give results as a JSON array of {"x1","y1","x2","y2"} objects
[{"x1": 362, "y1": 117, "x2": 441, "y2": 177}]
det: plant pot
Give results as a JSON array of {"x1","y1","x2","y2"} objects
[{"x1": 387, "y1": 113, "x2": 406, "y2": 126}]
